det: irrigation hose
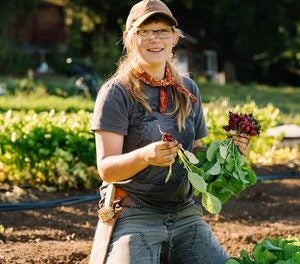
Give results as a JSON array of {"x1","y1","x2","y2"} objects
[{"x1": 0, "y1": 173, "x2": 299, "y2": 212}]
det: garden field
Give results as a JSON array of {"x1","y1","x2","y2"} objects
[
  {"x1": 0, "y1": 175, "x2": 299, "y2": 263},
  {"x1": 0, "y1": 78, "x2": 299, "y2": 263}
]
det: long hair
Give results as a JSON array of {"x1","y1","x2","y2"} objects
[{"x1": 107, "y1": 15, "x2": 192, "y2": 131}]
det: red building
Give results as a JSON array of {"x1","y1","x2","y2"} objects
[{"x1": 26, "y1": 0, "x2": 66, "y2": 48}]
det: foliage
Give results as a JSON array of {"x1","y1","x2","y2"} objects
[
  {"x1": 1, "y1": 77, "x2": 299, "y2": 123},
  {"x1": 0, "y1": 110, "x2": 98, "y2": 190},
  {"x1": 177, "y1": 148, "x2": 222, "y2": 214},
  {"x1": 0, "y1": 98, "x2": 298, "y2": 190},
  {"x1": 0, "y1": 76, "x2": 79, "y2": 97},
  {"x1": 177, "y1": 112, "x2": 260, "y2": 214},
  {"x1": 1, "y1": 0, "x2": 299, "y2": 84},
  {"x1": 0, "y1": 94, "x2": 94, "y2": 113},
  {"x1": 203, "y1": 99, "x2": 300, "y2": 166},
  {"x1": 0, "y1": 64, "x2": 103, "y2": 99},
  {"x1": 65, "y1": 3, "x2": 102, "y2": 33},
  {"x1": 0, "y1": 0, "x2": 39, "y2": 74},
  {"x1": 226, "y1": 238, "x2": 300, "y2": 264},
  {"x1": 200, "y1": 99, "x2": 299, "y2": 166},
  {"x1": 62, "y1": 1, "x2": 123, "y2": 77},
  {"x1": 213, "y1": 0, "x2": 300, "y2": 84},
  {"x1": 199, "y1": 83, "x2": 300, "y2": 116},
  {"x1": 91, "y1": 32, "x2": 122, "y2": 78},
  {"x1": 194, "y1": 138, "x2": 257, "y2": 213}
]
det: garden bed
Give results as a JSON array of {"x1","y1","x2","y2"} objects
[{"x1": 0, "y1": 166, "x2": 299, "y2": 263}]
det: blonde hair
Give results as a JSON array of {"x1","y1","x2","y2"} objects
[{"x1": 107, "y1": 17, "x2": 192, "y2": 131}]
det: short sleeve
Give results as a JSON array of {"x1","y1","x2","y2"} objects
[{"x1": 90, "y1": 82, "x2": 130, "y2": 135}]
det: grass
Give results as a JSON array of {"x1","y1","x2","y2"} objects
[
  {"x1": 0, "y1": 76, "x2": 299, "y2": 123},
  {"x1": 199, "y1": 83, "x2": 300, "y2": 114},
  {"x1": 0, "y1": 94, "x2": 94, "y2": 113}
]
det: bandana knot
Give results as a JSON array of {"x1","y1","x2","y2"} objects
[{"x1": 132, "y1": 64, "x2": 197, "y2": 112}]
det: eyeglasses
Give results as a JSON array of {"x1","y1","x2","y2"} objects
[{"x1": 136, "y1": 27, "x2": 174, "y2": 40}]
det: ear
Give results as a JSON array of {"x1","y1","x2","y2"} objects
[
  {"x1": 172, "y1": 34, "x2": 179, "y2": 47},
  {"x1": 123, "y1": 31, "x2": 128, "y2": 40},
  {"x1": 123, "y1": 31, "x2": 132, "y2": 51}
]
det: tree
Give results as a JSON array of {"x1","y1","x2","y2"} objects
[
  {"x1": 213, "y1": 0, "x2": 300, "y2": 84},
  {"x1": 0, "y1": 0, "x2": 299, "y2": 85},
  {"x1": 0, "y1": 0, "x2": 39, "y2": 74}
]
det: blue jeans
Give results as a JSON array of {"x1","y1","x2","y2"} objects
[{"x1": 104, "y1": 203, "x2": 228, "y2": 264}]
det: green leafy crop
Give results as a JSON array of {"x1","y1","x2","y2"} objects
[{"x1": 226, "y1": 238, "x2": 300, "y2": 264}]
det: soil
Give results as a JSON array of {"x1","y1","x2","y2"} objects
[{"x1": 0, "y1": 165, "x2": 299, "y2": 264}]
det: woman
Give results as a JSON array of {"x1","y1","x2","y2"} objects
[{"x1": 90, "y1": 0, "x2": 250, "y2": 263}]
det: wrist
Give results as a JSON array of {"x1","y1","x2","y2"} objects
[{"x1": 138, "y1": 147, "x2": 149, "y2": 167}]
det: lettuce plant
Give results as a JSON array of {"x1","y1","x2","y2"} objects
[{"x1": 226, "y1": 238, "x2": 300, "y2": 263}]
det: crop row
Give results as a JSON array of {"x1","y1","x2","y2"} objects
[{"x1": 0, "y1": 101, "x2": 297, "y2": 190}]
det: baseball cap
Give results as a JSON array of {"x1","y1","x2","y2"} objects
[{"x1": 126, "y1": 0, "x2": 178, "y2": 31}]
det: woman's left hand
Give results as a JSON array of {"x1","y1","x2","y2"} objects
[{"x1": 233, "y1": 133, "x2": 251, "y2": 156}]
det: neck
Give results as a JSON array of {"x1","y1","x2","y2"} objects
[{"x1": 139, "y1": 62, "x2": 166, "y2": 80}]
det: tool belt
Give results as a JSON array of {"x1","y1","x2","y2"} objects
[
  {"x1": 89, "y1": 183, "x2": 133, "y2": 264},
  {"x1": 97, "y1": 184, "x2": 129, "y2": 223}
]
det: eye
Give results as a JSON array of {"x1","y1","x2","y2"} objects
[
  {"x1": 157, "y1": 27, "x2": 173, "y2": 38},
  {"x1": 159, "y1": 28, "x2": 172, "y2": 33},
  {"x1": 137, "y1": 29, "x2": 151, "y2": 36}
]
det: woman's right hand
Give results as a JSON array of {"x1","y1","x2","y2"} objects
[
  {"x1": 141, "y1": 140, "x2": 181, "y2": 167},
  {"x1": 95, "y1": 131, "x2": 181, "y2": 182}
]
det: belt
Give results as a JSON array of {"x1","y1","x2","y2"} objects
[
  {"x1": 119, "y1": 196, "x2": 136, "y2": 207},
  {"x1": 98, "y1": 186, "x2": 134, "y2": 223}
]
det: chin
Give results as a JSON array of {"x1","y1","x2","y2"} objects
[{"x1": 145, "y1": 58, "x2": 167, "y2": 66}]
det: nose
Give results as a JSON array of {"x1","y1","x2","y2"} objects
[{"x1": 149, "y1": 31, "x2": 160, "y2": 39}]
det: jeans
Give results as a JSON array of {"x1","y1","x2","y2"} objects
[{"x1": 104, "y1": 203, "x2": 228, "y2": 264}]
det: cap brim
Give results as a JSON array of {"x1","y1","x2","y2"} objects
[{"x1": 130, "y1": 11, "x2": 178, "y2": 29}]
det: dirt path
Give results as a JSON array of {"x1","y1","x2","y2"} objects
[{"x1": 0, "y1": 177, "x2": 299, "y2": 263}]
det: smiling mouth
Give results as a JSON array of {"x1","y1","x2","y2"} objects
[{"x1": 147, "y1": 48, "x2": 164, "y2": 52}]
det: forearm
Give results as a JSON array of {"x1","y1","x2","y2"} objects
[{"x1": 97, "y1": 147, "x2": 149, "y2": 183}]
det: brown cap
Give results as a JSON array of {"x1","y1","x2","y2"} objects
[{"x1": 126, "y1": 0, "x2": 178, "y2": 31}]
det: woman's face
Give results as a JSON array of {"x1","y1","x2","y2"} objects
[{"x1": 134, "y1": 21, "x2": 178, "y2": 69}]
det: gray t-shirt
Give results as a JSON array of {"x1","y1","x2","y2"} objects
[{"x1": 90, "y1": 76, "x2": 207, "y2": 213}]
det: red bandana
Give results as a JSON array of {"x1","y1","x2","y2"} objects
[{"x1": 132, "y1": 65, "x2": 197, "y2": 112}]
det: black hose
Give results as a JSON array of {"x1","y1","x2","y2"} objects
[
  {"x1": 0, "y1": 194, "x2": 99, "y2": 212},
  {"x1": 257, "y1": 171, "x2": 299, "y2": 181},
  {"x1": 0, "y1": 172, "x2": 298, "y2": 212}
]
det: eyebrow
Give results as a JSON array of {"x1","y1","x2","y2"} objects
[{"x1": 136, "y1": 26, "x2": 174, "y2": 30}]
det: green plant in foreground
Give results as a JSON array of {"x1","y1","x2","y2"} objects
[
  {"x1": 177, "y1": 147, "x2": 222, "y2": 214},
  {"x1": 226, "y1": 238, "x2": 300, "y2": 263},
  {"x1": 176, "y1": 111, "x2": 261, "y2": 214}
]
